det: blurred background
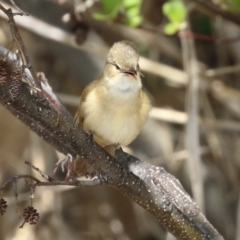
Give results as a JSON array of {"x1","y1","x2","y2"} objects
[{"x1": 0, "y1": 0, "x2": 240, "y2": 239}]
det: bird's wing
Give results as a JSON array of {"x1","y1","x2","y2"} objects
[
  {"x1": 74, "y1": 79, "x2": 117, "y2": 156},
  {"x1": 73, "y1": 80, "x2": 100, "y2": 128}
]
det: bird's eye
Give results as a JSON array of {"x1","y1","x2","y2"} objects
[{"x1": 115, "y1": 64, "x2": 121, "y2": 70}]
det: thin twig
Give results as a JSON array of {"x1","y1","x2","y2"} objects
[
  {"x1": 236, "y1": 189, "x2": 240, "y2": 240},
  {"x1": 205, "y1": 64, "x2": 240, "y2": 77},
  {"x1": 0, "y1": 4, "x2": 39, "y2": 89},
  {"x1": 8, "y1": 0, "x2": 29, "y2": 16},
  {"x1": 24, "y1": 160, "x2": 56, "y2": 182},
  {"x1": 180, "y1": 13, "x2": 205, "y2": 211}
]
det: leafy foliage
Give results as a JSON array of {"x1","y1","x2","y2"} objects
[
  {"x1": 93, "y1": 0, "x2": 143, "y2": 27},
  {"x1": 162, "y1": 0, "x2": 186, "y2": 35},
  {"x1": 93, "y1": 0, "x2": 122, "y2": 20}
]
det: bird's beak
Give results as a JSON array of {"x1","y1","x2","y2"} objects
[{"x1": 124, "y1": 68, "x2": 137, "y2": 78}]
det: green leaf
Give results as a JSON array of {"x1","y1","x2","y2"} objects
[
  {"x1": 164, "y1": 22, "x2": 180, "y2": 35},
  {"x1": 101, "y1": 0, "x2": 123, "y2": 14},
  {"x1": 126, "y1": 15, "x2": 143, "y2": 27},
  {"x1": 126, "y1": 6, "x2": 140, "y2": 17},
  {"x1": 93, "y1": 0, "x2": 123, "y2": 20},
  {"x1": 163, "y1": 0, "x2": 186, "y2": 23},
  {"x1": 93, "y1": 12, "x2": 114, "y2": 20},
  {"x1": 123, "y1": 0, "x2": 142, "y2": 8},
  {"x1": 124, "y1": 0, "x2": 143, "y2": 27},
  {"x1": 93, "y1": 0, "x2": 144, "y2": 26}
]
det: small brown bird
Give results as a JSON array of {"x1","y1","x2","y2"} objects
[{"x1": 74, "y1": 40, "x2": 151, "y2": 176}]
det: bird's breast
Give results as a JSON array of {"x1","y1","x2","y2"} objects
[{"x1": 82, "y1": 87, "x2": 146, "y2": 146}]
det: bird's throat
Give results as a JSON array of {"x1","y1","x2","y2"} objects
[{"x1": 105, "y1": 74, "x2": 142, "y2": 97}]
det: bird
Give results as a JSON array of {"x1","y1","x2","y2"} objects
[{"x1": 74, "y1": 40, "x2": 151, "y2": 176}]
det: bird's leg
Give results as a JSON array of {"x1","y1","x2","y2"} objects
[{"x1": 50, "y1": 154, "x2": 76, "y2": 182}]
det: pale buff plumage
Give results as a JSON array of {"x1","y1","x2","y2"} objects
[{"x1": 74, "y1": 41, "x2": 151, "y2": 176}]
